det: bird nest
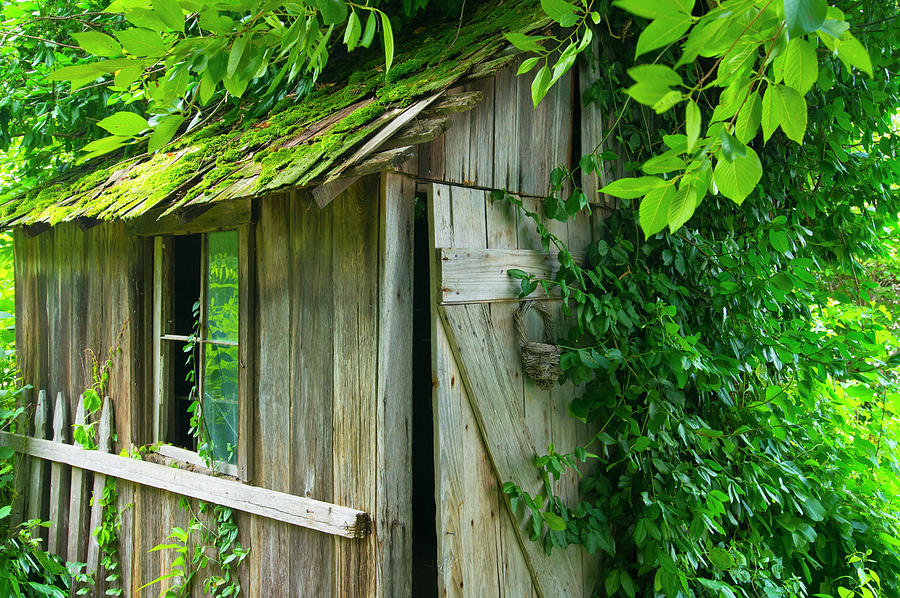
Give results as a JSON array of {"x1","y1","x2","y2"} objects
[{"x1": 514, "y1": 301, "x2": 561, "y2": 390}]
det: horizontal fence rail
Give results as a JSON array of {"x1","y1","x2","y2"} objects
[{"x1": 2, "y1": 390, "x2": 371, "y2": 547}]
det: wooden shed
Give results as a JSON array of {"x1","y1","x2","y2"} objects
[{"x1": 1, "y1": 2, "x2": 613, "y2": 596}]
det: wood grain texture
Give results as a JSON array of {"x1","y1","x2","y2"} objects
[
  {"x1": 375, "y1": 173, "x2": 414, "y2": 598},
  {"x1": 127, "y1": 198, "x2": 253, "y2": 237},
  {"x1": 86, "y1": 398, "x2": 112, "y2": 587},
  {"x1": 47, "y1": 392, "x2": 70, "y2": 556},
  {"x1": 237, "y1": 224, "x2": 255, "y2": 483},
  {"x1": 26, "y1": 389, "x2": 49, "y2": 523},
  {"x1": 289, "y1": 190, "x2": 334, "y2": 596},
  {"x1": 66, "y1": 397, "x2": 91, "y2": 565},
  {"x1": 332, "y1": 178, "x2": 379, "y2": 598}
]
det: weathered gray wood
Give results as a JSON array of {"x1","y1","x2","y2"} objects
[
  {"x1": 289, "y1": 189, "x2": 333, "y2": 596},
  {"x1": 331, "y1": 178, "x2": 379, "y2": 598},
  {"x1": 66, "y1": 397, "x2": 91, "y2": 566},
  {"x1": 311, "y1": 176, "x2": 361, "y2": 209},
  {"x1": 86, "y1": 398, "x2": 112, "y2": 582},
  {"x1": 0, "y1": 430, "x2": 371, "y2": 538},
  {"x1": 237, "y1": 223, "x2": 255, "y2": 483},
  {"x1": 437, "y1": 247, "x2": 586, "y2": 304},
  {"x1": 380, "y1": 119, "x2": 449, "y2": 151},
  {"x1": 343, "y1": 145, "x2": 418, "y2": 177},
  {"x1": 375, "y1": 173, "x2": 414, "y2": 598},
  {"x1": 127, "y1": 198, "x2": 253, "y2": 236},
  {"x1": 26, "y1": 389, "x2": 49, "y2": 523},
  {"x1": 152, "y1": 237, "x2": 171, "y2": 447},
  {"x1": 47, "y1": 392, "x2": 69, "y2": 555},
  {"x1": 10, "y1": 387, "x2": 31, "y2": 527},
  {"x1": 428, "y1": 183, "x2": 503, "y2": 598},
  {"x1": 421, "y1": 91, "x2": 485, "y2": 118},
  {"x1": 439, "y1": 304, "x2": 583, "y2": 598}
]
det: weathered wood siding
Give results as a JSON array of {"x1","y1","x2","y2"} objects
[
  {"x1": 422, "y1": 57, "x2": 601, "y2": 598},
  {"x1": 14, "y1": 174, "x2": 412, "y2": 597}
]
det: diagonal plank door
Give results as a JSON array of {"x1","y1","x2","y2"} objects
[{"x1": 437, "y1": 302, "x2": 583, "y2": 598}]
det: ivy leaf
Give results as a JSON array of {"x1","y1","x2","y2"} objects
[
  {"x1": 639, "y1": 183, "x2": 676, "y2": 239},
  {"x1": 540, "y1": 0, "x2": 580, "y2": 27},
  {"x1": 98, "y1": 111, "x2": 149, "y2": 136},
  {"x1": 635, "y1": 13, "x2": 692, "y2": 59},
  {"x1": 686, "y1": 100, "x2": 701, "y2": 152},
  {"x1": 783, "y1": 0, "x2": 827, "y2": 37},
  {"x1": 600, "y1": 176, "x2": 667, "y2": 199},
  {"x1": 541, "y1": 511, "x2": 566, "y2": 531},
  {"x1": 343, "y1": 10, "x2": 361, "y2": 51},
  {"x1": 505, "y1": 32, "x2": 546, "y2": 54},
  {"x1": 713, "y1": 146, "x2": 762, "y2": 204},
  {"x1": 316, "y1": 0, "x2": 348, "y2": 25},
  {"x1": 783, "y1": 38, "x2": 818, "y2": 94},
  {"x1": 360, "y1": 11, "x2": 377, "y2": 48},
  {"x1": 72, "y1": 32, "x2": 123, "y2": 57}
]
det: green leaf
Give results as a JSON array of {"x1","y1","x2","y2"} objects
[
  {"x1": 626, "y1": 81, "x2": 674, "y2": 106},
  {"x1": 600, "y1": 176, "x2": 667, "y2": 199},
  {"x1": 98, "y1": 111, "x2": 149, "y2": 136},
  {"x1": 78, "y1": 136, "x2": 129, "y2": 162},
  {"x1": 113, "y1": 64, "x2": 143, "y2": 90},
  {"x1": 635, "y1": 13, "x2": 692, "y2": 59},
  {"x1": 72, "y1": 32, "x2": 123, "y2": 57},
  {"x1": 836, "y1": 34, "x2": 873, "y2": 77},
  {"x1": 115, "y1": 29, "x2": 167, "y2": 58},
  {"x1": 667, "y1": 180, "x2": 698, "y2": 232},
  {"x1": 783, "y1": 0, "x2": 826, "y2": 37},
  {"x1": 199, "y1": 9, "x2": 234, "y2": 34},
  {"x1": 531, "y1": 64, "x2": 552, "y2": 106},
  {"x1": 316, "y1": 0, "x2": 347, "y2": 25},
  {"x1": 628, "y1": 64, "x2": 683, "y2": 88},
  {"x1": 153, "y1": 0, "x2": 184, "y2": 32},
  {"x1": 783, "y1": 38, "x2": 818, "y2": 94},
  {"x1": 227, "y1": 35, "x2": 248, "y2": 77},
  {"x1": 614, "y1": 0, "x2": 688, "y2": 20},
  {"x1": 124, "y1": 7, "x2": 168, "y2": 31},
  {"x1": 653, "y1": 90, "x2": 682, "y2": 114},
  {"x1": 735, "y1": 91, "x2": 761, "y2": 143},
  {"x1": 719, "y1": 129, "x2": 746, "y2": 162},
  {"x1": 343, "y1": 10, "x2": 361, "y2": 51},
  {"x1": 541, "y1": 511, "x2": 566, "y2": 531},
  {"x1": 774, "y1": 85, "x2": 807, "y2": 144},
  {"x1": 633, "y1": 436, "x2": 652, "y2": 451},
  {"x1": 837, "y1": 588, "x2": 853, "y2": 598},
  {"x1": 713, "y1": 146, "x2": 762, "y2": 204},
  {"x1": 643, "y1": 154, "x2": 685, "y2": 174},
  {"x1": 769, "y1": 229, "x2": 790, "y2": 252},
  {"x1": 685, "y1": 100, "x2": 701, "y2": 152},
  {"x1": 772, "y1": 271, "x2": 794, "y2": 291},
  {"x1": 360, "y1": 11, "x2": 377, "y2": 48},
  {"x1": 381, "y1": 13, "x2": 394, "y2": 73},
  {"x1": 541, "y1": 0, "x2": 580, "y2": 27},
  {"x1": 47, "y1": 64, "x2": 104, "y2": 89},
  {"x1": 639, "y1": 183, "x2": 676, "y2": 238},
  {"x1": 148, "y1": 114, "x2": 185, "y2": 152},
  {"x1": 518, "y1": 57, "x2": 540, "y2": 75},
  {"x1": 708, "y1": 547, "x2": 735, "y2": 569},
  {"x1": 605, "y1": 570, "x2": 621, "y2": 596},
  {"x1": 761, "y1": 84, "x2": 779, "y2": 142},
  {"x1": 505, "y1": 32, "x2": 545, "y2": 53},
  {"x1": 0, "y1": 505, "x2": 11, "y2": 520}
]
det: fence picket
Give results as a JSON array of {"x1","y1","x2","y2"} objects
[
  {"x1": 10, "y1": 387, "x2": 32, "y2": 527},
  {"x1": 26, "y1": 390, "x2": 48, "y2": 525},
  {"x1": 86, "y1": 398, "x2": 112, "y2": 585},
  {"x1": 67, "y1": 396, "x2": 91, "y2": 566},
  {"x1": 47, "y1": 392, "x2": 70, "y2": 555}
]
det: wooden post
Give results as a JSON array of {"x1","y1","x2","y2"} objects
[
  {"x1": 26, "y1": 390, "x2": 49, "y2": 524},
  {"x1": 87, "y1": 399, "x2": 112, "y2": 591},
  {"x1": 67, "y1": 396, "x2": 91, "y2": 565},
  {"x1": 47, "y1": 392, "x2": 70, "y2": 556}
]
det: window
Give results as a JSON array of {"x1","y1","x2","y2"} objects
[{"x1": 152, "y1": 230, "x2": 247, "y2": 478}]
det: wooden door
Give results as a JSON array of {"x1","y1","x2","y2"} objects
[{"x1": 428, "y1": 182, "x2": 598, "y2": 598}]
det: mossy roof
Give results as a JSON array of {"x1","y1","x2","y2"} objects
[{"x1": 1, "y1": 0, "x2": 547, "y2": 227}]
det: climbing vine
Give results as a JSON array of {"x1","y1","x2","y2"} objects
[{"x1": 499, "y1": 0, "x2": 900, "y2": 595}]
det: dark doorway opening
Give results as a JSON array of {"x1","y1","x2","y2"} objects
[{"x1": 411, "y1": 194, "x2": 438, "y2": 597}]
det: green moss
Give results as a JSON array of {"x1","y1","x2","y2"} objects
[{"x1": 6, "y1": 0, "x2": 547, "y2": 226}]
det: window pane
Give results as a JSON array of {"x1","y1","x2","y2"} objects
[
  {"x1": 206, "y1": 231, "x2": 239, "y2": 344},
  {"x1": 169, "y1": 235, "x2": 201, "y2": 336},
  {"x1": 203, "y1": 343, "x2": 238, "y2": 464}
]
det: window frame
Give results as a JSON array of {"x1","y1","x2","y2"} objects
[{"x1": 151, "y1": 225, "x2": 255, "y2": 481}]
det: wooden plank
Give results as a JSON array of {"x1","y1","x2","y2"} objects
[
  {"x1": 127, "y1": 198, "x2": 253, "y2": 236},
  {"x1": 438, "y1": 304, "x2": 583, "y2": 598},
  {"x1": 86, "y1": 399, "x2": 112, "y2": 584},
  {"x1": 10, "y1": 387, "x2": 31, "y2": 527},
  {"x1": 47, "y1": 392, "x2": 70, "y2": 555},
  {"x1": 252, "y1": 194, "x2": 293, "y2": 597},
  {"x1": 67, "y1": 397, "x2": 91, "y2": 565},
  {"x1": 237, "y1": 223, "x2": 255, "y2": 483},
  {"x1": 375, "y1": 173, "x2": 414, "y2": 598},
  {"x1": 380, "y1": 119, "x2": 449, "y2": 151},
  {"x1": 0, "y1": 431, "x2": 371, "y2": 538},
  {"x1": 421, "y1": 91, "x2": 484, "y2": 118},
  {"x1": 152, "y1": 237, "x2": 171, "y2": 447},
  {"x1": 26, "y1": 389, "x2": 49, "y2": 523},
  {"x1": 428, "y1": 183, "x2": 502, "y2": 598},
  {"x1": 332, "y1": 178, "x2": 379, "y2": 598},
  {"x1": 289, "y1": 189, "x2": 334, "y2": 596},
  {"x1": 437, "y1": 248, "x2": 585, "y2": 304}
]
